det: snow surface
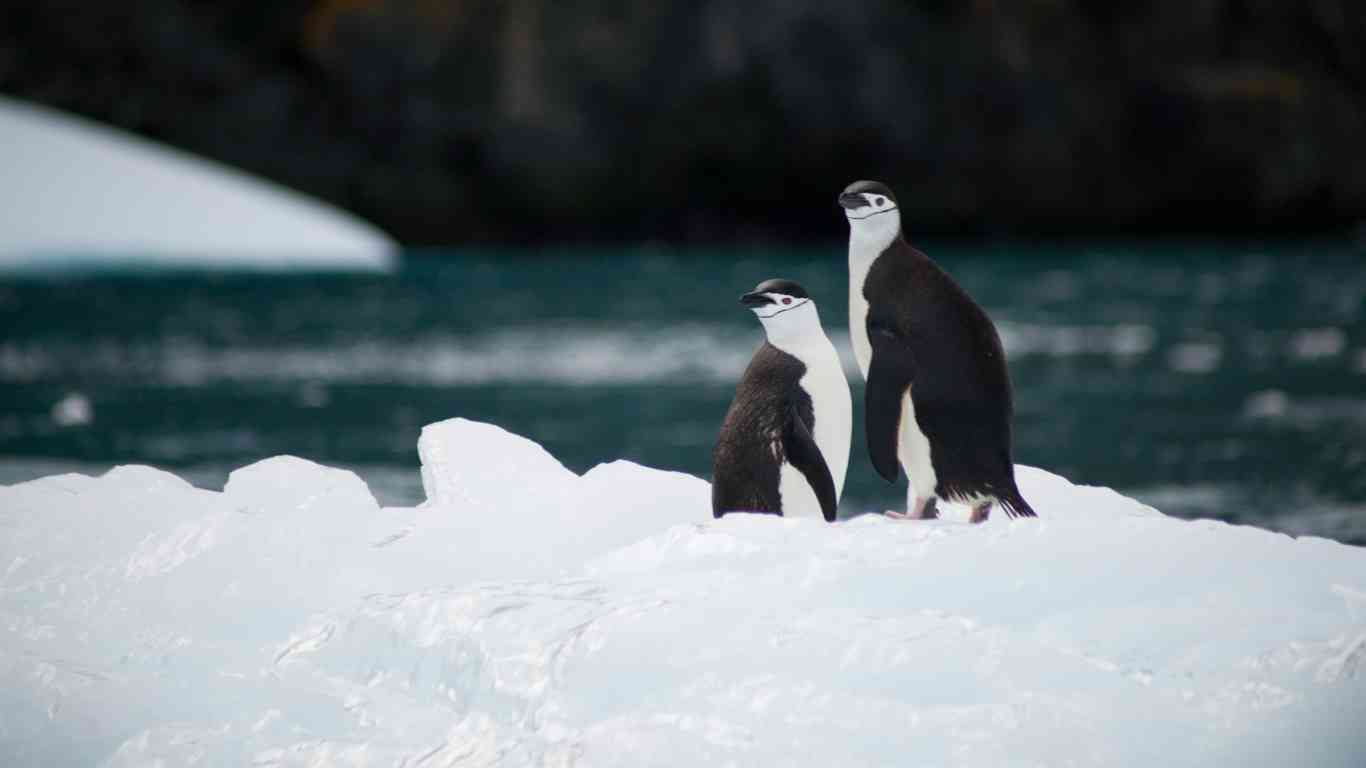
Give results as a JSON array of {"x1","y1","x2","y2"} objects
[
  {"x1": 0, "y1": 96, "x2": 395, "y2": 271},
  {"x1": 1, "y1": 418, "x2": 1364, "y2": 766}
]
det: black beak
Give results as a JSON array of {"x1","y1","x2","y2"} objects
[
  {"x1": 838, "y1": 192, "x2": 868, "y2": 211},
  {"x1": 739, "y1": 292, "x2": 773, "y2": 308}
]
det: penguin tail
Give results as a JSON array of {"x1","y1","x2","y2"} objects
[{"x1": 999, "y1": 487, "x2": 1037, "y2": 519}]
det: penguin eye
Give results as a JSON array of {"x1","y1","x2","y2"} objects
[
  {"x1": 781, "y1": 297, "x2": 792, "y2": 305},
  {"x1": 875, "y1": 196, "x2": 885, "y2": 206}
]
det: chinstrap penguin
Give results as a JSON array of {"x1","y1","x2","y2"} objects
[
  {"x1": 712, "y1": 279, "x2": 852, "y2": 522},
  {"x1": 840, "y1": 180, "x2": 1036, "y2": 523}
]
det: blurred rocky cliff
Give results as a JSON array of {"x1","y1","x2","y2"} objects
[{"x1": 3, "y1": 1, "x2": 1364, "y2": 243}]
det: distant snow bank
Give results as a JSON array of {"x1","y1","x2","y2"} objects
[
  {"x1": 1, "y1": 418, "x2": 1364, "y2": 766},
  {"x1": 0, "y1": 96, "x2": 396, "y2": 271}
]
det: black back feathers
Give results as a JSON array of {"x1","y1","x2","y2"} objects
[
  {"x1": 859, "y1": 237, "x2": 1035, "y2": 515},
  {"x1": 712, "y1": 343, "x2": 837, "y2": 522}
]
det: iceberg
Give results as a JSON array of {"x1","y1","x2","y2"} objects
[
  {"x1": 0, "y1": 418, "x2": 1363, "y2": 766},
  {"x1": 0, "y1": 96, "x2": 396, "y2": 271}
]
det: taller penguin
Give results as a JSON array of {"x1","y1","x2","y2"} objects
[{"x1": 839, "y1": 180, "x2": 1036, "y2": 523}]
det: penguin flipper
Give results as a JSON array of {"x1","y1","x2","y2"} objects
[
  {"x1": 865, "y1": 322, "x2": 917, "y2": 483},
  {"x1": 783, "y1": 403, "x2": 839, "y2": 522}
]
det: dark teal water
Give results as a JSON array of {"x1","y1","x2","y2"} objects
[{"x1": 2, "y1": 244, "x2": 1364, "y2": 543}]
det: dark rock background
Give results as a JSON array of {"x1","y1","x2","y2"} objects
[{"x1": 2, "y1": 1, "x2": 1364, "y2": 244}]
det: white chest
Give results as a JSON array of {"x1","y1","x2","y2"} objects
[
  {"x1": 899, "y1": 391, "x2": 937, "y2": 498},
  {"x1": 847, "y1": 246, "x2": 877, "y2": 380},
  {"x1": 796, "y1": 349, "x2": 852, "y2": 497},
  {"x1": 849, "y1": 284, "x2": 871, "y2": 380},
  {"x1": 768, "y1": 337, "x2": 852, "y2": 516}
]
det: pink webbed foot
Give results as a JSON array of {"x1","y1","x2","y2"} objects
[
  {"x1": 911, "y1": 496, "x2": 939, "y2": 519},
  {"x1": 886, "y1": 497, "x2": 938, "y2": 521}
]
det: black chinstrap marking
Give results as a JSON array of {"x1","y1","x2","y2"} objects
[
  {"x1": 753, "y1": 299, "x2": 811, "y2": 319},
  {"x1": 846, "y1": 206, "x2": 899, "y2": 221}
]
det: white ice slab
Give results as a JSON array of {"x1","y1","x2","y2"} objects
[{"x1": 1, "y1": 418, "x2": 1363, "y2": 766}]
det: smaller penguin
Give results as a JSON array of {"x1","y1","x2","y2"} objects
[{"x1": 713, "y1": 279, "x2": 852, "y2": 522}]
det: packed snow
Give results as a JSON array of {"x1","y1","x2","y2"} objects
[
  {"x1": 0, "y1": 96, "x2": 395, "y2": 271},
  {"x1": 1, "y1": 418, "x2": 1363, "y2": 766}
]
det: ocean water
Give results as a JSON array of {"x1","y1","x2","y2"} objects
[{"x1": 1, "y1": 243, "x2": 1364, "y2": 544}]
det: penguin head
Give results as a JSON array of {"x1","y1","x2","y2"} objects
[
  {"x1": 739, "y1": 279, "x2": 823, "y2": 343},
  {"x1": 839, "y1": 179, "x2": 900, "y2": 247}
]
